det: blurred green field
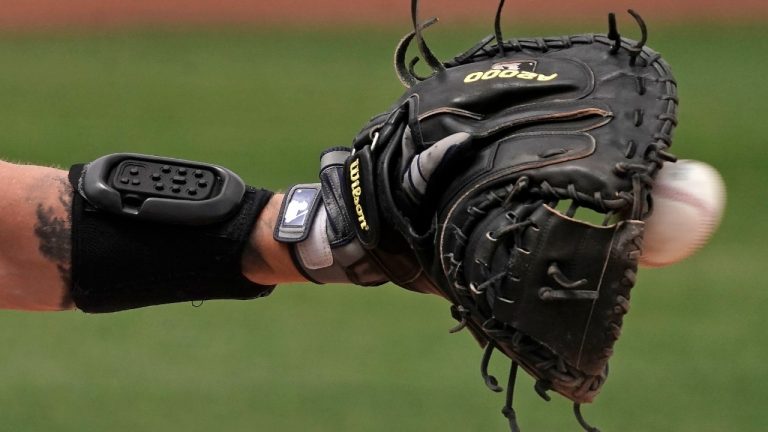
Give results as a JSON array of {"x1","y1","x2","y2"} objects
[{"x1": 0, "y1": 22, "x2": 765, "y2": 431}]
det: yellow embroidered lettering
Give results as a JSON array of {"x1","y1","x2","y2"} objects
[
  {"x1": 464, "y1": 72, "x2": 483, "y2": 83},
  {"x1": 349, "y1": 158, "x2": 370, "y2": 231},
  {"x1": 537, "y1": 73, "x2": 558, "y2": 81},
  {"x1": 464, "y1": 69, "x2": 558, "y2": 84}
]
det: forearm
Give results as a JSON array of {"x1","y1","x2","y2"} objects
[
  {"x1": 0, "y1": 162, "x2": 74, "y2": 310},
  {"x1": 0, "y1": 161, "x2": 303, "y2": 311}
]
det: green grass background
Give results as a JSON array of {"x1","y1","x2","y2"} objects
[{"x1": 0, "y1": 23, "x2": 765, "y2": 431}]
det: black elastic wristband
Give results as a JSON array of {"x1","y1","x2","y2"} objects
[{"x1": 69, "y1": 165, "x2": 275, "y2": 313}]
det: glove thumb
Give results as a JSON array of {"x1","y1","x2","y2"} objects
[{"x1": 402, "y1": 132, "x2": 472, "y2": 204}]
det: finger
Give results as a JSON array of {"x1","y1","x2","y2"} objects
[{"x1": 402, "y1": 132, "x2": 472, "y2": 203}]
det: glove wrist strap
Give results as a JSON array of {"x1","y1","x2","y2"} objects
[{"x1": 274, "y1": 183, "x2": 389, "y2": 286}]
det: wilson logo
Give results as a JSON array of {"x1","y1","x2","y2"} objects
[
  {"x1": 463, "y1": 69, "x2": 558, "y2": 83},
  {"x1": 349, "y1": 158, "x2": 370, "y2": 231}
]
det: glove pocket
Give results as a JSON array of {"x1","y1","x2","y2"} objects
[{"x1": 488, "y1": 204, "x2": 643, "y2": 377}]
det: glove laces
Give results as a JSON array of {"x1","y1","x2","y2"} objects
[{"x1": 479, "y1": 342, "x2": 602, "y2": 432}]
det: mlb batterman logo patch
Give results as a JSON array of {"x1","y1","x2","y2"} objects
[{"x1": 491, "y1": 60, "x2": 537, "y2": 71}]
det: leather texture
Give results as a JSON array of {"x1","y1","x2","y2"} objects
[{"x1": 342, "y1": 24, "x2": 678, "y2": 409}]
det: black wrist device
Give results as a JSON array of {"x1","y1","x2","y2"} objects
[
  {"x1": 78, "y1": 153, "x2": 247, "y2": 225},
  {"x1": 69, "y1": 153, "x2": 275, "y2": 313}
]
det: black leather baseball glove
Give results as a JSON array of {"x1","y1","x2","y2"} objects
[{"x1": 323, "y1": 1, "x2": 678, "y2": 430}]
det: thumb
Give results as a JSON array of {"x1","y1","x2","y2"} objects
[{"x1": 402, "y1": 132, "x2": 472, "y2": 203}]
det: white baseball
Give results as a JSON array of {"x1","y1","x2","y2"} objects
[{"x1": 639, "y1": 159, "x2": 726, "y2": 268}]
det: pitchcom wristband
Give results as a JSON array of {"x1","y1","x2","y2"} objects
[
  {"x1": 77, "y1": 153, "x2": 246, "y2": 225},
  {"x1": 69, "y1": 153, "x2": 275, "y2": 313}
]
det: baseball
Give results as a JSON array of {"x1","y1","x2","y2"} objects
[{"x1": 639, "y1": 159, "x2": 726, "y2": 268}]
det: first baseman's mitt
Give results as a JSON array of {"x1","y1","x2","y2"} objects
[{"x1": 337, "y1": 1, "x2": 678, "y2": 430}]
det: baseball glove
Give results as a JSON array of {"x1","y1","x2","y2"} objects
[{"x1": 338, "y1": 1, "x2": 678, "y2": 430}]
